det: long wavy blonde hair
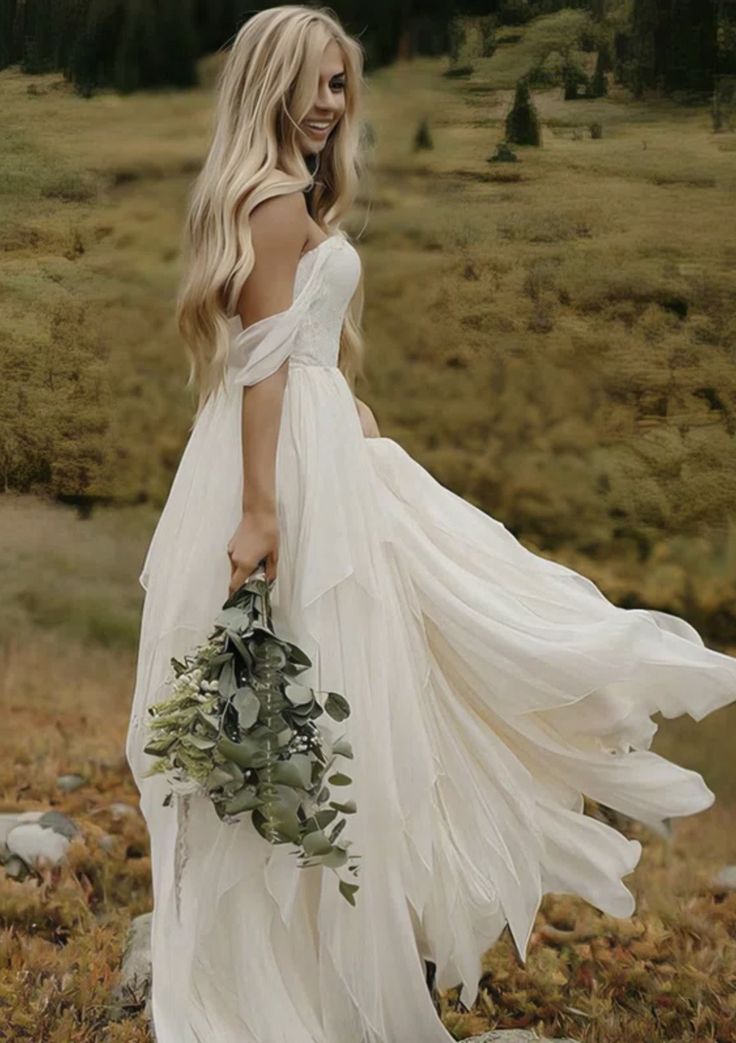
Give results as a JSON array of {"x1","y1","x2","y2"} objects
[{"x1": 176, "y1": 4, "x2": 368, "y2": 425}]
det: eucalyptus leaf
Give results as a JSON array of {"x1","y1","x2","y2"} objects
[
  {"x1": 227, "y1": 630, "x2": 252, "y2": 662},
  {"x1": 222, "y1": 789, "x2": 263, "y2": 815},
  {"x1": 232, "y1": 688, "x2": 261, "y2": 730},
  {"x1": 207, "y1": 651, "x2": 234, "y2": 667},
  {"x1": 324, "y1": 691, "x2": 351, "y2": 722},
  {"x1": 302, "y1": 830, "x2": 333, "y2": 856},
  {"x1": 217, "y1": 735, "x2": 265, "y2": 769},
  {"x1": 284, "y1": 682, "x2": 314, "y2": 707},
  {"x1": 327, "y1": 772, "x2": 352, "y2": 787},
  {"x1": 329, "y1": 799, "x2": 357, "y2": 814},
  {"x1": 218, "y1": 660, "x2": 237, "y2": 699},
  {"x1": 338, "y1": 880, "x2": 359, "y2": 906},
  {"x1": 314, "y1": 808, "x2": 338, "y2": 829},
  {"x1": 271, "y1": 755, "x2": 311, "y2": 790},
  {"x1": 213, "y1": 607, "x2": 248, "y2": 629},
  {"x1": 262, "y1": 806, "x2": 302, "y2": 845},
  {"x1": 329, "y1": 819, "x2": 348, "y2": 845},
  {"x1": 305, "y1": 846, "x2": 348, "y2": 870},
  {"x1": 332, "y1": 737, "x2": 354, "y2": 759},
  {"x1": 206, "y1": 766, "x2": 236, "y2": 789}
]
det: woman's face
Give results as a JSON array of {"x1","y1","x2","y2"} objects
[{"x1": 296, "y1": 39, "x2": 346, "y2": 157}]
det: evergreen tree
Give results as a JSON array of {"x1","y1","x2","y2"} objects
[
  {"x1": 629, "y1": 0, "x2": 719, "y2": 94},
  {"x1": 0, "y1": 0, "x2": 18, "y2": 69},
  {"x1": 562, "y1": 55, "x2": 588, "y2": 99},
  {"x1": 586, "y1": 44, "x2": 610, "y2": 96},
  {"x1": 505, "y1": 76, "x2": 541, "y2": 145}
]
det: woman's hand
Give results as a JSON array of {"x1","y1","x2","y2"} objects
[
  {"x1": 226, "y1": 509, "x2": 279, "y2": 595},
  {"x1": 355, "y1": 398, "x2": 380, "y2": 438}
]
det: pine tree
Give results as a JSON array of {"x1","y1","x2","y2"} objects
[
  {"x1": 505, "y1": 76, "x2": 541, "y2": 146},
  {"x1": 629, "y1": 0, "x2": 719, "y2": 94},
  {"x1": 0, "y1": 0, "x2": 18, "y2": 69},
  {"x1": 586, "y1": 45, "x2": 610, "y2": 97}
]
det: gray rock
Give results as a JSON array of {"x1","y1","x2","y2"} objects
[
  {"x1": 112, "y1": 912, "x2": 152, "y2": 1011},
  {"x1": 38, "y1": 811, "x2": 79, "y2": 839},
  {"x1": 99, "y1": 832, "x2": 118, "y2": 854},
  {"x1": 6, "y1": 812, "x2": 78, "y2": 868},
  {"x1": 56, "y1": 773, "x2": 86, "y2": 792},
  {"x1": 106, "y1": 802, "x2": 140, "y2": 820},
  {"x1": 7, "y1": 823, "x2": 71, "y2": 866},
  {"x1": 711, "y1": 865, "x2": 736, "y2": 892},
  {"x1": 0, "y1": 811, "x2": 43, "y2": 847},
  {"x1": 2, "y1": 855, "x2": 31, "y2": 880}
]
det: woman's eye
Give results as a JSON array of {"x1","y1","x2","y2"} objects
[{"x1": 331, "y1": 79, "x2": 346, "y2": 92}]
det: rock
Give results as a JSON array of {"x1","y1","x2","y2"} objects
[
  {"x1": 111, "y1": 912, "x2": 152, "y2": 1014},
  {"x1": 7, "y1": 823, "x2": 71, "y2": 867},
  {"x1": 37, "y1": 811, "x2": 79, "y2": 839},
  {"x1": 0, "y1": 811, "x2": 43, "y2": 847},
  {"x1": 99, "y1": 832, "x2": 118, "y2": 854},
  {"x1": 106, "y1": 802, "x2": 140, "y2": 820},
  {"x1": 711, "y1": 865, "x2": 736, "y2": 892},
  {"x1": 2, "y1": 855, "x2": 31, "y2": 880},
  {"x1": 56, "y1": 773, "x2": 86, "y2": 792},
  {"x1": 6, "y1": 811, "x2": 79, "y2": 868}
]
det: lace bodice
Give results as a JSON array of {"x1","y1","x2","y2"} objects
[{"x1": 226, "y1": 231, "x2": 360, "y2": 384}]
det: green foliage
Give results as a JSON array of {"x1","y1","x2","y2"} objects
[
  {"x1": 498, "y1": 0, "x2": 535, "y2": 27},
  {"x1": 621, "y1": 0, "x2": 719, "y2": 95},
  {"x1": 505, "y1": 76, "x2": 542, "y2": 145},
  {"x1": 0, "y1": 0, "x2": 16, "y2": 69},
  {"x1": 563, "y1": 53, "x2": 589, "y2": 98},
  {"x1": 71, "y1": 0, "x2": 198, "y2": 95},
  {"x1": 586, "y1": 46, "x2": 610, "y2": 97},
  {"x1": 144, "y1": 567, "x2": 361, "y2": 900},
  {"x1": 488, "y1": 140, "x2": 520, "y2": 162},
  {"x1": 528, "y1": 47, "x2": 567, "y2": 87}
]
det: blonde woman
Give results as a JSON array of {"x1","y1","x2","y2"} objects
[{"x1": 125, "y1": 6, "x2": 736, "y2": 1041}]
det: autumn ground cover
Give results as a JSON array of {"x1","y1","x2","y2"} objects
[{"x1": 1, "y1": 7, "x2": 735, "y2": 1040}]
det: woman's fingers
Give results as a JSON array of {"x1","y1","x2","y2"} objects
[
  {"x1": 229, "y1": 559, "x2": 254, "y2": 596},
  {"x1": 264, "y1": 552, "x2": 278, "y2": 584},
  {"x1": 228, "y1": 553, "x2": 279, "y2": 595}
]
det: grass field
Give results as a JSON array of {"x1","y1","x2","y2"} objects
[{"x1": 1, "y1": 7, "x2": 735, "y2": 1040}]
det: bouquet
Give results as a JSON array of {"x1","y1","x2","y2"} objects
[{"x1": 142, "y1": 562, "x2": 360, "y2": 905}]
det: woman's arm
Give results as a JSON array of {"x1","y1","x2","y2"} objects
[{"x1": 226, "y1": 191, "x2": 308, "y2": 595}]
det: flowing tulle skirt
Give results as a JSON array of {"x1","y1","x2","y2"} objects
[{"x1": 126, "y1": 363, "x2": 736, "y2": 1043}]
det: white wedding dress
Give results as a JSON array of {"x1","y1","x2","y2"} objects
[{"x1": 125, "y1": 229, "x2": 736, "y2": 1043}]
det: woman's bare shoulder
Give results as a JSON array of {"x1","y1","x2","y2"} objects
[
  {"x1": 238, "y1": 179, "x2": 309, "y2": 326},
  {"x1": 248, "y1": 172, "x2": 308, "y2": 258}
]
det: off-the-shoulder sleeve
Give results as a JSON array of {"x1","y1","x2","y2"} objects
[
  {"x1": 226, "y1": 238, "x2": 336, "y2": 387},
  {"x1": 227, "y1": 297, "x2": 307, "y2": 387}
]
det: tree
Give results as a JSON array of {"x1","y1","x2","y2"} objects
[
  {"x1": 0, "y1": 0, "x2": 18, "y2": 69},
  {"x1": 586, "y1": 44, "x2": 610, "y2": 97},
  {"x1": 628, "y1": 0, "x2": 719, "y2": 94},
  {"x1": 505, "y1": 76, "x2": 542, "y2": 145}
]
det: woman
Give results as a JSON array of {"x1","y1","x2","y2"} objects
[{"x1": 125, "y1": 6, "x2": 736, "y2": 1042}]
